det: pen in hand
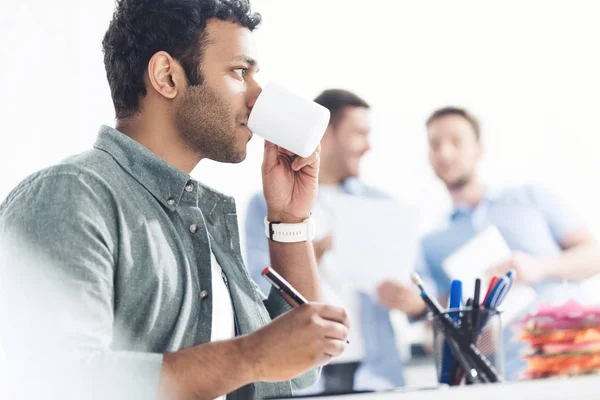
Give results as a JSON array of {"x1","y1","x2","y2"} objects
[{"x1": 262, "y1": 266, "x2": 350, "y2": 344}]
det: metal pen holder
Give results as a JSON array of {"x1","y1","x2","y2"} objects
[{"x1": 430, "y1": 308, "x2": 504, "y2": 385}]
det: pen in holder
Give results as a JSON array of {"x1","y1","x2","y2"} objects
[{"x1": 430, "y1": 308, "x2": 504, "y2": 385}]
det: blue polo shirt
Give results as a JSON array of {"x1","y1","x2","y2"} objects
[{"x1": 420, "y1": 185, "x2": 584, "y2": 380}]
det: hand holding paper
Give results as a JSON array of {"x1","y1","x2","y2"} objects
[
  {"x1": 488, "y1": 251, "x2": 548, "y2": 285},
  {"x1": 442, "y1": 226, "x2": 537, "y2": 324},
  {"x1": 376, "y1": 280, "x2": 426, "y2": 316}
]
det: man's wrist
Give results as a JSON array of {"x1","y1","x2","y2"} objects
[
  {"x1": 539, "y1": 256, "x2": 560, "y2": 281},
  {"x1": 267, "y1": 210, "x2": 310, "y2": 224},
  {"x1": 409, "y1": 302, "x2": 428, "y2": 319},
  {"x1": 159, "y1": 339, "x2": 259, "y2": 399},
  {"x1": 236, "y1": 334, "x2": 264, "y2": 382}
]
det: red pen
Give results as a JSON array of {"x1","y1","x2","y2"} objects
[{"x1": 482, "y1": 276, "x2": 500, "y2": 306}]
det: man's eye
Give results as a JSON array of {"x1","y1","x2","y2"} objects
[{"x1": 233, "y1": 68, "x2": 247, "y2": 79}]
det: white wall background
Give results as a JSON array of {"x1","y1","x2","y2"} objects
[{"x1": 1, "y1": 0, "x2": 600, "y2": 294}]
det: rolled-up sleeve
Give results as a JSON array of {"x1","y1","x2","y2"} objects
[
  {"x1": 528, "y1": 185, "x2": 583, "y2": 243},
  {"x1": 0, "y1": 166, "x2": 162, "y2": 400}
]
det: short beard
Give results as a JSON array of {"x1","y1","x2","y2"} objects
[
  {"x1": 175, "y1": 84, "x2": 245, "y2": 164},
  {"x1": 446, "y1": 173, "x2": 474, "y2": 191}
]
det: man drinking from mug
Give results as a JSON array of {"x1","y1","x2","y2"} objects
[{"x1": 0, "y1": 1, "x2": 350, "y2": 399}]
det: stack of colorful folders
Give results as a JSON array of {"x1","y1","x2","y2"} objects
[{"x1": 520, "y1": 300, "x2": 600, "y2": 379}]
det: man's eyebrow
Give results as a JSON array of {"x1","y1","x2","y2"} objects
[{"x1": 230, "y1": 55, "x2": 258, "y2": 68}]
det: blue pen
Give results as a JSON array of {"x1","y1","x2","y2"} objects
[
  {"x1": 440, "y1": 280, "x2": 462, "y2": 384},
  {"x1": 448, "y1": 280, "x2": 463, "y2": 319}
]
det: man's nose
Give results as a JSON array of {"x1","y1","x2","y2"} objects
[
  {"x1": 247, "y1": 81, "x2": 262, "y2": 110},
  {"x1": 364, "y1": 140, "x2": 372, "y2": 153},
  {"x1": 438, "y1": 142, "x2": 455, "y2": 160}
]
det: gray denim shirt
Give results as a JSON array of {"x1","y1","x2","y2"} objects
[{"x1": 0, "y1": 126, "x2": 318, "y2": 399}]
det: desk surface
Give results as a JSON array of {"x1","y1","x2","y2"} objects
[{"x1": 277, "y1": 376, "x2": 600, "y2": 400}]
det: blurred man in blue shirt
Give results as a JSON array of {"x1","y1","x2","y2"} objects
[
  {"x1": 377, "y1": 106, "x2": 600, "y2": 380},
  {"x1": 245, "y1": 90, "x2": 406, "y2": 393}
]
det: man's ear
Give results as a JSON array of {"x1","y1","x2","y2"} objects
[
  {"x1": 321, "y1": 125, "x2": 335, "y2": 140},
  {"x1": 476, "y1": 141, "x2": 485, "y2": 161},
  {"x1": 147, "y1": 51, "x2": 186, "y2": 100}
]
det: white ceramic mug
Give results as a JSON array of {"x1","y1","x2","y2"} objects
[{"x1": 248, "y1": 82, "x2": 330, "y2": 158}]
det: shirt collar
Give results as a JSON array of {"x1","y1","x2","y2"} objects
[
  {"x1": 93, "y1": 125, "x2": 193, "y2": 211},
  {"x1": 341, "y1": 177, "x2": 363, "y2": 195},
  {"x1": 450, "y1": 186, "x2": 501, "y2": 221}
]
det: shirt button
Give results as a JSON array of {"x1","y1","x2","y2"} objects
[
  {"x1": 167, "y1": 198, "x2": 175, "y2": 206},
  {"x1": 189, "y1": 224, "x2": 198, "y2": 233},
  {"x1": 185, "y1": 183, "x2": 194, "y2": 192},
  {"x1": 200, "y1": 290, "x2": 209, "y2": 299}
]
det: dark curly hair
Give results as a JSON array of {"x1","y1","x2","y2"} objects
[{"x1": 102, "y1": 0, "x2": 262, "y2": 119}]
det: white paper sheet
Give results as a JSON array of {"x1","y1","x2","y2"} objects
[
  {"x1": 442, "y1": 225, "x2": 536, "y2": 324},
  {"x1": 328, "y1": 195, "x2": 420, "y2": 294}
]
